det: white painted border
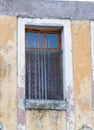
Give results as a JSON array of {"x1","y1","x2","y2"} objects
[
  {"x1": 90, "y1": 22, "x2": 94, "y2": 109},
  {"x1": 18, "y1": 18, "x2": 74, "y2": 130},
  {"x1": 18, "y1": 18, "x2": 26, "y2": 130}
]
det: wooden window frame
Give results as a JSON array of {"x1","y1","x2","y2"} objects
[{"x1": 25, "y1": 28, "x2": 61, "y2": 49}]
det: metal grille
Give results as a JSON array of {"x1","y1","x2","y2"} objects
[{"x1": 25, "y1": 49, "x2": 63, "y2": 100}]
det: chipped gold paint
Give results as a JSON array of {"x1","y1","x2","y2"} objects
[
  {"x1": 72, "y1": 21, "x2": 94, "y2": 129},
  {"x1": 0, "y1": 16, "x2": 16, "y2": 50},
  {"x1": 26, "y1": 110, "x2": 66, "y2": 130},
  {"x1": 0, "y1": 16, "x2": 17, "y2": 130}
]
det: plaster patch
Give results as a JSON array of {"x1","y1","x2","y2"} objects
[
  {"x1": 66, "y1": 85, "x2": 74, "y2": 130},
  {"x1": 18, "y1": 124, "x2": 25, "y2": 130},
  {"x1": 18, "y1": 88, "x2": 25, "y2": 99},
  {"x1": 18, "y1": 109, "x2": 26, "y2": 125},
  {"x1": 38, "y1": 120, "x2": 42, "y2": 130},
  {"x1": 18, "y1": 99, "x2": 25, "y2": 110}
]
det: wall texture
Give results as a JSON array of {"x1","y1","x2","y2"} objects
[
  {"x1": 26, "y1": 110, "x2": 66, "y2": 130},
  {"x1": 0, "y1": 16, "x2": 17, "y2": 130},
  {"x1": 0, "y1": 1, "x2": 94, "y2": 130},
  {"x1": 72, "y1": 21, "x2": 94, "y2": 130}
]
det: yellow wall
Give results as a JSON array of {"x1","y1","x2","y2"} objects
[
  {"x1": 0, "y1": 16, "x2": 66, "y2": 130},
  {"x1": 72, "y1": 21, "x2": 94, "y2": 130},
  {"x1": 26, "y1": 110, "x2": 66, "y2": 130},
  {"x1": 0, "y1": 16, "x2": 17, "y2": 130},
  {"x1": 0, "y1": 16, "x2": 94, "y2": 130}
]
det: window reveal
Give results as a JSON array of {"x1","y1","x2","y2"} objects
[{"x1": 25, "y1": 29, "x2": 63, "y2": 100}]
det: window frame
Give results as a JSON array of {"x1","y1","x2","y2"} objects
[
  {"x1": 25, "y1": 28, "x2": 61, "y2": 49},
  {"x1": 25, "y1": 28, "x2": 64, "y2": 101},
  {"x1": 18, "y1": 18, "x2": 73, "y2": 111}
]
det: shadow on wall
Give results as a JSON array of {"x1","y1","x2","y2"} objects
[
  {"x1": 79, "y1": 125, "x2": 92, "y2": 130},
  {"x1": 0, "y1": 122, "x2": 3, "y2": 130}
]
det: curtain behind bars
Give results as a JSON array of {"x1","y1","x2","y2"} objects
[{"x1": 25, "y1": 49, "x2": 63, "y2": 100}]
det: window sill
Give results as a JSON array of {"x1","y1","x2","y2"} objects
[{"x1": 25, "y1": 99, "x2": 67, "y2": 111}]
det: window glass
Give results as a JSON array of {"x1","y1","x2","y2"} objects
[
  {"x1": 26, "y1": 32, "x2": 38, "y2": 48},
  {"x1": 46, "y1": 33, "x2": 58, "y2": 48},
  {"x1": 40, "y1": 33, "x2": 44, "y2": 48}
]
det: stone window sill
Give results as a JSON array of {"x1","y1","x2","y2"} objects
[{"x1": 25, "y1": 99, "x2": 67, "y2": 110}]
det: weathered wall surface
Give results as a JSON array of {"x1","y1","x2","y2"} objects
[
  {"x1": 0, "y1": 15, "x2": 67, "y2": 130},
  {"x1": 26, "y1": 110, "x2": 66, "y2": 130},
  {"x1": 0, "y1": 1, "x2": 94, "y2": 20},
  {"x1": 72, "y1": 21, "x2": 94, "y2": 130},
  {"x1": 0, "y1": 11, "x2": 94, "y2": 130},
  {"x1": 0, "y1": 16, "x2": 17, "y2": 130}
]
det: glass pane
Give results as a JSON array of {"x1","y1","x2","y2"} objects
[
  {"x1": 40, "y1": 33, "x2": 44, "y2": 48},
  {"x1": 26, "y1": 32, "x2": 38, "y2": 48},
  {"x1": 46, "y1": 33, "x2": 58, "y2": 48}
]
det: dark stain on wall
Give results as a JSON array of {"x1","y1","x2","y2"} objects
[{"x1": 0, "y1": 56, "x2": 6, "y2": 85}]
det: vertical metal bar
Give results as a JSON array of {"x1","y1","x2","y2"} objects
[
  {"x1": 49, "y1": 52, "x2": 51, "y2": 99},
  {"x1": 46, "y1": 51, "x2": 50, "y2": 99},
  {"x1": 51, "y1": 53, "x2": 53, "y2": 99},
  {"x1": 54, "y1": 52, "x2": 57, "y2": 99},
  {"x1": 30, "y1": 52, "x2": 32, "y2": 99},
  {"x1": 47, "y1": 51, "x2": 49, "y2": 99},
  {"x1": 44, "y1": 51, "x2": 47, "y2": 99},
  {"x1": 31, "y1": 52, "x2": 35, "y2": 99},
  {"x1": 57, "y1": 51, "x2": 63, "y2": 100},
  {"x1": 60, "y1": 51, "x2": 63, "y2": 99},
  {"x1": 34, "y1": 52, "x2": 37, "y2": 99},
  {"x1": 57, "y1": 52, "x2": 60, "y2": 99},
  {"x1": 41, "y1": 51, "x2": 44, "y2": 99},
  {"x1": 38, "y1": 51, "x2": 41, "y2": 99},
  {"x1": 30, "y1": 51, "x2": 32, "y2": 99},
  {"x1": 28, "y1": 52, "x2": 31, "y2": 99}
]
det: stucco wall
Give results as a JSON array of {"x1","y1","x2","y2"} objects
[
  {"x1": 0, "y1": 16, "x2": 17, "y2": 130},
  {"x1": 26, "y1": 110, "x2": 66, "y2": 130},
  {"x1": 0, "y1": 15, "x2": 94, "y2": 130},
  {"x1": 72, "y1": 21, "x2": 94, "y2": 130}
]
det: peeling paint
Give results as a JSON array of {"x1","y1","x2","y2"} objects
[
  {"x1": 18, "y1": 18, "x2": 26, "y2": 130},
  {"x1": 72, "y1": 21, "x2": 94, "y2": 130},
  {"x1": 0, "y1": 16, "x2": 17, "y2": 130},
  {"x1": 66, "y1": 85, "x2": 74, "y2": 130},
  {"x1": 1, "y1": 16, "x2": 94, "y2": 130},
  {"x1": 18, "y1": 124, "x2": 25, "y2": 130}
]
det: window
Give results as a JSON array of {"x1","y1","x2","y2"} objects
[
  {"x1": 25, "y1": 28, "x2": 63, "y2": 100},
  {"x1": 18, "y1": 18, "x2": 73, "y2": 111}
]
